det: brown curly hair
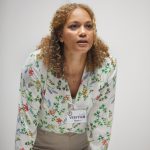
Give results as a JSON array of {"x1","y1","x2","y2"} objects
[{"x1": 37, "y1": 3, "x2": 109, "y2": 78}]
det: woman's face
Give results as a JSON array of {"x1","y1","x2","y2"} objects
[{"x1": 61, "y1": 8, "x2": 94, "y2": 54}]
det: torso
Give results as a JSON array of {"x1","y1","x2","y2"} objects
[{"x1": 65, "y1": 73, "x2": 83, "y2": 98}]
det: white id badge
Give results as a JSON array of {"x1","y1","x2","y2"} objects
[{"x1": 67, "y1": 110, "x2": 87, "y2": 123}]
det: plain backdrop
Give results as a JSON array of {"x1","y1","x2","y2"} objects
[{"x1": 0, "y1": 0, "x2": 150, "y2": 149}]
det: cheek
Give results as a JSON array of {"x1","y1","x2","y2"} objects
[
  {"x1": 63, "y1": 33, "x2": 75, "y2": 43},
  {"x1": 89, "y1": 33, "x2": 94, "y2": 43}
]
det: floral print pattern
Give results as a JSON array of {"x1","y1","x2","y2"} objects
[{"x1": 15, "y1": 49, "x2": 117, "y2": 150}]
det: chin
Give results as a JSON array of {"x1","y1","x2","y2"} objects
[
  {"x1": 76, "y1": 49, "x2": 88, "y2": 54},
  {"x1": 78, "y1": 47, "x2": 90, "y2": 52},
  {"x1": 76, "y1": 45, "x2": 89, "y2": 50}
]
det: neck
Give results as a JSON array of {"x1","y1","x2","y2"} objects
[{"x1": 64, "y1": 52, "x2": 87, "y2": 75}]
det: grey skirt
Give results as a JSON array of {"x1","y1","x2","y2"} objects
[{"x1": 33, "y1": 128, "x2": 89, "y2": 150}]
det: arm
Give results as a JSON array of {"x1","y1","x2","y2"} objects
[
  {"x1": 15, "y1": 52, "x2": 42, "y2": 150},
  {"x1": 87, "y1": 57, "x2": 117, "y2": 150}
]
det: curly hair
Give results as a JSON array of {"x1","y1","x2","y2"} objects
[{"x1": 37, "y1": 3, "x2": 110, "y2": 78}]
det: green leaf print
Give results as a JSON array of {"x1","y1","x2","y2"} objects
[
  {"x1": 102, "y1": 63, "x2": 111, "y2": 74},
  {"x1": 27, "y1": 92, "x2": 33, "y2": 102},
  {"x1": 35, "y1": 60, "x2": 39, "y2": 68},
  {"x1": 25, "y1": 140, "x2": 34, "y2": 146},
  {"x1": 59, "y1": 127, "x2": 65, "y2": 133}
]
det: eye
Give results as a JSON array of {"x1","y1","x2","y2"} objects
[
  {"x1": 68, "y1": 24, "x2": 79, "y2": 30},
  {"x1": 85, "y1": 23, "x2": 93, "y2": 30}
]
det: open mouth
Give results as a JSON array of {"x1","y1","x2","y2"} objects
[
  {"x1": 76, "y1": 40, "x2": 89, "y2": 47},
  {"x1": 77, "y1": 40, "x2": 88, "y2": 44}
]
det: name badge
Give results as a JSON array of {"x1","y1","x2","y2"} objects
[{"x1": 67, "y1": 110, "x2": 87, "y2": 123}]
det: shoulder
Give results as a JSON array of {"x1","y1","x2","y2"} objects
[
  {"x1": 103, "y1": 55, "x2": 117, "y2": 71},
  {"x1": 22, "y1": 49, "x2": 47, "y2": 77},
  {"x1": 24, "y1": 49, "x2": 46, "y2": 68},
  {"x1": 97, "y1": 55, "x2": 117, "y2": 72},
  {"x1": 95, "y1": 55, "x2": 117, "y2": 80},
  {"x1": 24, "y1": 49, "x2": 42, "y2": 65}
]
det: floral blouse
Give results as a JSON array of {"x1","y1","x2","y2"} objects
[{"x1": 15, "y1": 49, "x2": 117, "y2": 150}]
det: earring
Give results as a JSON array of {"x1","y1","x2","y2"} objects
[{"x1": 60, "y1": 38, "x2": 63, "y2": 43}]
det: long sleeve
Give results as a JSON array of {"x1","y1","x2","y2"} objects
[
  {"x1": 87, "y1": 57, "x2": 117, "y2": 150},
  {"x1": 15, "y1": 52, "x2": 43, "y2": 150}
]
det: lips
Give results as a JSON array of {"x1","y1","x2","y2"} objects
[{"x1": 77, "y1": 40, "x2": 88, "y2": 43}]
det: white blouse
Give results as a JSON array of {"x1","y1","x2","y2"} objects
[{"x1": 15, "y1": 49, "x2": 117, "y2": 150}]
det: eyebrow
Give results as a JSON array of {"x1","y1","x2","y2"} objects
[{"x1": 67, "y1": 20, "x2": 93, "y2": 24}]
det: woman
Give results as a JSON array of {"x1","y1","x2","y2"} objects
[{"x1": 15, "y1": 3, "x2": 117, "y2": 150}]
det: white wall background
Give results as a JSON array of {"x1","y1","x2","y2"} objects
[{"x1": 0, "y1": 0, "x2": 150, "y2": 149}]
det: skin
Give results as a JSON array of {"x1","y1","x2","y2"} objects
[
  {"x1": 60, "y1": 8, "x2": 94, "y2": 97},
  {"x1": 61, "y1": 8, "x2": 94, "y2": 75}
]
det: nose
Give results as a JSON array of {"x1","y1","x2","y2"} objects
[{"x1": 79, "y1": 26, "x2": 86, "y2": 37}]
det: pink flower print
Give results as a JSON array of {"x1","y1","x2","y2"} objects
[
  {"x1": 18, "y1": 103, "x2": 29, "y2": 112},
  {"x1": 56, "y1": 118, "x2": 62, "y2": 124},
  {"x1": 23, "y1": 103, "x2": 29, "y2": 112},
  {"x1": 96, "y1": 95, "x2": 100, "y2": 100},
  {"x1": 42, "y1": 89, "x2": 46, "y2": 96},
  {"x1": 102, "y1": 139, "x2": 108, "y2": 146},
  {"x1": 28, "y1": 68, "x2": 34, "y2": 76}
]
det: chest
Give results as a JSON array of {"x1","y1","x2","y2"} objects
[
  {"x1": 66, "y1": 75, "x2": 82, "y2": 98},
  {"x1": 44, "y1": 71, "x2": 101, "y2": 106}
]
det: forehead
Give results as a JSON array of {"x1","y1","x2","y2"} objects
[{"x1": 66, "y1": 8, "x2": 92, "y2": 23}]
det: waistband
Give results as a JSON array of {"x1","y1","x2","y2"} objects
[{"x1": 37, "y1": 128, "x2": 86, "y2": 137}]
